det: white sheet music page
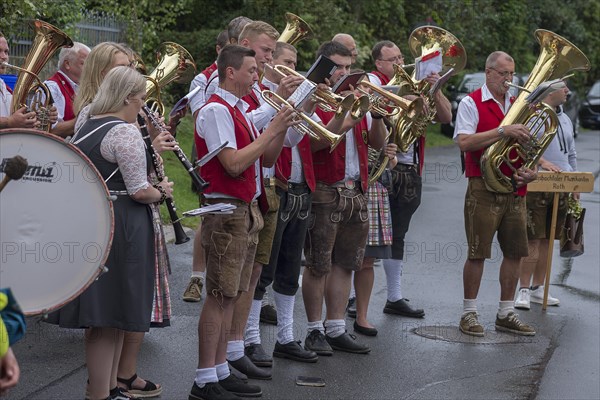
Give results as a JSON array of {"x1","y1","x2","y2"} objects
[{"x1": 415, "y1": 50, "x2": 443, "y2": 81}]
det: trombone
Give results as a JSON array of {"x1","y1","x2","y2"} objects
[{"x1": 261, "y1": 90, "x2": 344, "y2": 152}]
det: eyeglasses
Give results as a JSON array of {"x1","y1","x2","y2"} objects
[
  {"x1": 378, "y1": 55, "x2": 404, "y2": 63},
  {"x1": 489, "y1": 67, "x2": 515, "y2": 78}
]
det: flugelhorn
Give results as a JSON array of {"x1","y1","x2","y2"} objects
[
  {"x1": 261, "y1": 90, "x2": 344, "y2": 152},
  {"x1": 268, "y1": 64, "x2": 366, "y2": 120},
  {"x1": 9, "y1": 20, "x2": 73, "y2": 131},
  {"x1": 480, "y1": 29, "x2": 590, "y2": 193},
  {"x1": 145, "y1": 42, "x2": 197, "y2": 115}
]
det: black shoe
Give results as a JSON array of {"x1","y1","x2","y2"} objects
[
  {"x1": 346, "y1": 297, "x2": 357, "y2": 318},
  {"x1": 189, "y1": 382, "x2": 240, "y2": 400},
  {"x1": 228, "y1": 356, "x2": 272, "y2": 380},
  {"x1": 273, "y1": 341, "x2": 318, "y2": 363},
  {"x1": 383, "y1": 298, "x2": 425, "y2": 318},
  {"x1": 219, "y1": 374, "x2": 262, "y2": 398},
  {"x1": 325, "y1": 332, "x2": 370, "y2": 354},
  {"x1": 353, "y1": 321, "x2": 378, "y2": 337},
  {"x1": 109, "y1": 387, "x2": 132, "y2": 400},
  {"x1": 228, "y1": 365, "x2": 248, "y2": 382},
  {"x1": 304, "y1": 330, "x2": 333, "y2": 356},
  {"x1": 259, "y1": 304, "x2": 277, "y2": 325},
  {"x1": 245, "y1": 343, "x2": 273, "y2": 367}
]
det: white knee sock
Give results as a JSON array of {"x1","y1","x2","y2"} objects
[
  {"x1": 497, "y1": 301, "x2": 514, "y2": 318},
  {"x1": 273, "y1": 291, "x2": 294, "y2": 344},
  {"x1": 191, "y1": 271, "x2": 205, "y2": 280},
  {"x1": 349, "y1": 271, "x2": 356, "y2": 298},
  {"x1": 324, "y1": 319, "x2": 346, "y2": 338},
  {"x1": 463, "y1": 299, "x2": 477, "y2": 316},
  {"x1": 195, "y1": 367, "x2": 218, "y2": 387},
  {"x1": 383, "y1": 259, "x2": 403, "y2": 302},
  {"x1": 244, "y1": 299, "x2": 262, "y2": 346},
  {"x1": 226, "y1": 340, "x2": 244, "y2": 362},
  {"x1": 215, "y1": 362, "x2": 230, "y2": 381}
]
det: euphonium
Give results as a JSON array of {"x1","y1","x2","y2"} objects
[
  {"x1": 278, "y1": 12, "x2": 314, "y2": 46},
  {"x1": 9, "y1": 20, "x2": 73, "y2": 131},
  {"x1": 389, "y1": 26, "x2": 466, "y2": 152},
  {"x1": 480, "y1": 29, "x2": 590, "y2": 193},
  {"x1": 359, "y1": 80, "x2": 424, "y2": 184},
  {"x1": 261, "y1": 90, "x2": 344, "y2": 152},
  {"x1": 145, "y1": 42, "x2": 197, "y2": 115}
]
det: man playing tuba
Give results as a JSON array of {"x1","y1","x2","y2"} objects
[{"x1": 454, "y1": 51, "x2": 537, "y2": 337}]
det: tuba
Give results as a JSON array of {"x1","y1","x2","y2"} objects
[
  {"x1": 278, "y1": 12, "x2": 314, "y2": 46},
  {"x1": 9, "y1": 20, "x2": 73, "y2": 131},
  {"x1": 481, "y1": 29, "x2": 590, "y2": 193},
  {"x1": 389, "y1": 26, "x2": 466, "y2": 152},
  {"x1": 145, "y1": 42, "x2": 197, "y2": 115}
]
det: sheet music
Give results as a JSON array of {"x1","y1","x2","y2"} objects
[
  {"x1": 429, "y1": 68, "x2": 455, "y2": 96},
  {"x1": 415, "y1": 50, "x2": 443, "y2": 81},
  {"x1": 183, "y1": 203, "x2": 237, "y2": 216},
  {"x1": 287, "y1": 80, "x2": 317, "y2": 109}
]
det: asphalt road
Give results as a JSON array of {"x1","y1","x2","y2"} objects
[{"x1": 6, "y1": 129, "x2": 600, "y2": 400}]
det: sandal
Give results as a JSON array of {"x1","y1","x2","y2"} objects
[{"x1": 117, "y1": 374, "x2": 162, "y2": 398}]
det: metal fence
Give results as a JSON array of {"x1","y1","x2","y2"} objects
[{"x1": 5, "y1": 11, "x2": 126, "y2": 81}]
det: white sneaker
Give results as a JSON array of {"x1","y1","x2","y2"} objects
[
  {"x1": 530, "y1": 286, "x2": 560, "y2": 306},
  {"x1": 514, "y1": 288, "x2": 531, "y2": 310}
]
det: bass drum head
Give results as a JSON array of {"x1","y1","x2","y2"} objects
[{"x1": 0, "y1": 129, "x2": 114, "y2": 315}]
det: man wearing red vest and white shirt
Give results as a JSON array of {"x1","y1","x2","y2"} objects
[
  {"x1": 366, "y1": 40, "x2": 453, "y2": 321},
  {"x1": 302, "y1": 41, "x2": 386, "y2": 356},
  {"x1": 45, "y1": 42, "x2": 90, "y2": 138},
  {"x1": 454, "y1": 51, "x2": 537, "y2": 338},
  {"x1": 191, "y1": 45, "x2": 296, "y2": 400},
  {"x1": 0, "y1": 32, "x2": 38, "y2": 129},
  {"x1": 244, "y1": 41, "x2": 320, "y2": 366}
]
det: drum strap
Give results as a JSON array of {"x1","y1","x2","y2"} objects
[{"x1": 72, "y1": 120, "x2": 123, "y2": 145}]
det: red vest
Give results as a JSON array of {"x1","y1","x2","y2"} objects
[
  {"x1": 465, "y1": 88, "x2": 525, "y2": 195},
  {"x1": 313, "y1": 109, "x2": 370, "y2": 192},
  {"x1": 47, "y1": 71, "x2": 76, "y2": 121},
  {"x1": 370, "y1": 70, "x2": 390, "y2": 85},
  {"x1": 195, "y1": 94, "x2": 258, "y2": 203},
  {"x1": 201, "y1": 62, "x2": 217, "y2": 80},
  {"x1": 275, "y1": 134, "x2": 316, "y2": 192}
]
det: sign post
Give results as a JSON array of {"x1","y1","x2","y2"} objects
[{"x1": 527, "y1": 171, "x2": 594, "y2": 310}]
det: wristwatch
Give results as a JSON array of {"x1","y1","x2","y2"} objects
[{"x1": 498, "y1": 126, "x2": 505, "y2": 136}]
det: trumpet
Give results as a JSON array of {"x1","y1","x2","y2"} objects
[
  {"x1": 267, "y1": 64, "x2": 368, "y2": 120},
  {"x1": 261, "y1": 90, "x2": 344, "y2": 152},
  {"x1": 357, "y1": 79, "x2": 422, "y2": 118}
]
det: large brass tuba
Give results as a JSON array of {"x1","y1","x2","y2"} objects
[
  {"x1": 278, "y1": 12, "x2": 314, "y2": 46},
  {"x1": 389, "y1": 26, "x2": 466, "y2": 152},
  {"x1": 480, "y1": 29, "x2": 590, "y2": 193},
  {"x1": 9, "y1": 20, "x2": 73, "y2": 131},
  {"x1": 145, "y1": 42, "x2": 197, "y2": 115}
]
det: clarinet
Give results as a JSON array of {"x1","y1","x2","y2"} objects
[
  {"x1": 141, "y1": 106, "x2": 209, "y2": 192},
  {"x1": 137, "y1": 114, "x2": 190, "y2": 245}
]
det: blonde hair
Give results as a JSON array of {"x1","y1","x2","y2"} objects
[
  {"x1": 89, "y1": 66, "x2": 146, "y2": 115},
  {"x1": 74, "y1": 42, "x2": 128, "y2": 115},
  {"x1": 238, "y1": 21, "x2": 279, "y2": 42}
]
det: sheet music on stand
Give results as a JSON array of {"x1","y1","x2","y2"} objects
[
  {"x1": 287, "y1": 80, "x2": 317, "y2": 109},
  {"x1": 183, "y1": 203, "x2": 237, "y2": 217}
]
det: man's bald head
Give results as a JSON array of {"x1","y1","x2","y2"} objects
[{"x1": 332, "y1": 33, "x2": 358, "y2": 63}]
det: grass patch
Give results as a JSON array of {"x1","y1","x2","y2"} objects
[
  {"x1": 426, "y1": 123, "x2": 455, "y2": 148},
  {"x1": 160, "y1": 109, "x2": 201, "y2": 229}
]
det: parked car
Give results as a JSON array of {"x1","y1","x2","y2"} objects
[
  {"x1": 579, "y1": 80, "x2": 600, "y2": 130},
  {"x1": 440, "y1": 72, "x2": 523, "y2": 137}
]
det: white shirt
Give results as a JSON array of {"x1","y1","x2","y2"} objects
[
  {"x1": 453, "y1": 83, "x2": 512, "y2": 140},
  {"x1": 344, "y1": 113, "x2": 373, "y2": 180},
  {"x1": 196, "y1": 87, "x2": 261, "y2": 200},
  {"x1": 44, "y1": 70, "x2": 78, "y2": 124},
  {"x1": 367, "y1": 72, "x2": 383, "y2": 87},
  {"x1": 205, "y1": 74, "x2": 276, "y2": 131},
  {"x1": 0, "y1": 77, "x2": 12, "y2": 118},
  {"x1": 189, "y1": 61, "x2": 217, "y2": 116}
]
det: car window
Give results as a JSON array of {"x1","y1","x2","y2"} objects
[
  {"x1": 458, "y1": 75, "x2": 485, "y2": 93},
  {"x1": 588, "y1": 81, "x2": 600, "y2": 98}
]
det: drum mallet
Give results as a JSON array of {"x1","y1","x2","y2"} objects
[{"x1": 0, "y1": 155, "x2": 28, "y2": 193}]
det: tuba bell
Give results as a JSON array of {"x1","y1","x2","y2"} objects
[
  {"x1": 9, "y1": 20, "x2": 73, "y2": 131},
  {"x1": 389, "y1": 26, "x2": 466, "y2": 152},
  {"x1": 145, "y1": 42, "x2": 197, "y2": 115},
  {"x1": 278, "y1": 13, "x2": 314, "y2": 46},
  {"x1": 480, "y1": 29, "x2": 590, "y2": 193}
]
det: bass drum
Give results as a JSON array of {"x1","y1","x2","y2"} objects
[{"x1": 0, "y1": 129, "x2": 114, "y2": 315}]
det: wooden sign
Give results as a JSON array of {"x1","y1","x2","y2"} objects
[{"x1": 528, "y1": 171, "x2": 595, "y2": 193}]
